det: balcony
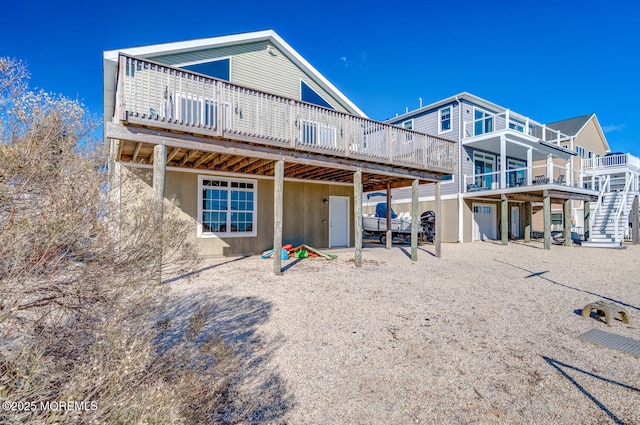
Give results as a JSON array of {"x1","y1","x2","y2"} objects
[
  {"x1": 581, "y1": 153, "x2": 640, "y2": 174},
  {"x1": 111, "y1": 55, "x2": 456, "y2": 176},
  {"x1": 463, "y1": 164, "x2": 596, "y2": 194},
  {"x1": 463, "y1": 109, "x2": 570, "y2": 144}
]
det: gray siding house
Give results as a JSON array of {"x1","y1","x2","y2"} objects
[{"x1": 375, "y1": 93, "x2": 602, "y2": 247}]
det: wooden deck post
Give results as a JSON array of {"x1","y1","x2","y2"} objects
[
  {"x1": 354, "y1": 170, "x2": 363, "y2": 267},
  {"x1": 273, "y1": 159, "x2": 284, "y2": 276},
  {"x1": 152, "y1": 144, "x2": 167, "y2": 284},
  {"x1": 632, "y1": 195, "x2": 639, "y2": 245},
  {"x1": 584, "y1": 201, "x2": 590, "y2": 241},
  {"x1": 563, "y1": 199, "x2": 571, "y2": 247},
  {"x1": 524, "y1": 201, "x2": 531, "y2": 243},
  {"x1": 411, "y1": 179, "x2": 419, "y2": 261},
  {"x1": 543, "y1": 195, "x2": 551, "y2": 250},
  {"x1": 501, "y1": 198, "x2": 508, "y2": 245},
  {"x1": 435, "y1": 181, "x2": 441, "y2": 258},
  {"x1": 386, "y1": 182, "x2": 392, "y2": 250}
]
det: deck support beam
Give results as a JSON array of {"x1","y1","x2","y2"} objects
[
  {"x1": 354, "y1": 170, "x2": 363, "y2": 267},
  {"x1": 584, "y1": 201, "x2": 590, "y2": 241},
  {"x1": 543, "y1": 195, "x2": 551, "y2": 250},
  {"x1": 632, "y1": 195, "x2": 639, "y2": 245},
  {"x1": 501, "y1": 198, "x2": 508, "y2": 245},
  {"x1": 386, "y1": 182, "x2": 392, "y2": 250},
  {"x1": 563, "y1": 199, "x2": 572, "y2": 246},
  {"x1": 411, "y1": 179, "x2": 419, "y2": 261},
  {"x1": 435, "y1": 181, "x2": 441, "y2": 258},
  {"x1": 524, "y1": 201, "x2": 531, "y2": 243},
  {"x1": 152, "y1": 144, "x2": 167, "y2": 284},
  {"x1": 273, "y1": 159, "x2": 284, "y2": 276}
]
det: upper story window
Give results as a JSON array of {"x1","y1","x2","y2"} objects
[
  {"x1": 473, "y1": 108, "x2": 493, "y2": 136},
  {"x1": 508, "y1": 117, "x2": 525, "y2": 133},
  {"x1": 439, "y1": 107, "x2": 452, "y2": 133},
  {"x1": 401, "y1": 119, "x2": 414, "y2": 143},
  {"x1": 198, "y1": 176, "x2": 257, "y2": 238},
  {"x1": 301, "y1": 120, "x2": 337, "y2": 148},
  {"x1": 301, "y1": 81, "x2": 334, "y2": 109},
  {"x1": 576, "y1": 145, "x2": 585, "y2": 158},
  {"x1": 182, "y1": 58, "x2": 230, "y2": 81},
  {"x1": 588, "y1": 151, "x2": 594, "y2": 159}
]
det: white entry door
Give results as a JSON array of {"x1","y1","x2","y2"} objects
[
  {"x1": 511, "y1": 206, "x2": 520, "y2": 238},
  {"x1": 472, "y1": 203, "x2": 496, "y2": 241},
  {"x1": 329, "y1": 196, "x2": 349, "y2": 247}
]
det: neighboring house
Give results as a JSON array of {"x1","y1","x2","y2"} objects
[
  {"x1": 103, "y1": 30, "x2": 455, "y2": 268},
  {"x1": 532, "y1": 114, "x2": 609, "y2": 234},
  {"x1": 376, "y1": 92, "x2": 602, "y2": 247}
]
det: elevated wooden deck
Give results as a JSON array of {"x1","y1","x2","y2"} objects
[{"x1": 107, "y1": 54, "x2": 456, "y2": 191}]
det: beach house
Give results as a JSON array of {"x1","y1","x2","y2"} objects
[
  {"x1": 377, "y1": 93, "x2": 639, "y2": 248},
  {"x1": 103, "y1": 30, "x2": 456, "y2": 271}
]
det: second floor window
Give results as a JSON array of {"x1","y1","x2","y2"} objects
[
  {"x1": 439, "y1": 107, "x2": 451, "y2": 133},
  {"x1": 474, "y1": 109, "x2": 493, "y2": 136},
  {"x1": 576, "y1": 145, "x2": 585, "y2": 158}
]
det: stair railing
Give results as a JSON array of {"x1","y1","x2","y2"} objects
[
  {"x1": 613, "y1": 176, "x2": 632, "y2": 242},
  {"x1": 590, "y1": 175, "x2": 610, "y2": 240}
]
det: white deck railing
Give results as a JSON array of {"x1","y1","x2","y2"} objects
[
  {"x1": 581, "y1": 153, "x2": 640, "y2": 172},
  {"x1": 462, "y1": 109, "x2": 570, "y2": 144},
  {"x1": 114, "y1": 54, "x2": 456, "y2": 173},
  {"x1": 463, "y1": 163, "x2": 586, "y2": 193}
]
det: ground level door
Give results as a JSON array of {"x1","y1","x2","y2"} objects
[
  {"x1": 329, "y1": 196, "x2": 349, "y2": 247},
  {"x1": 511, "y1": 206, "x2": 520, "y2": 238},
  {"x1": 473, "y1": 203, "x2": 496, "y2": 241}
]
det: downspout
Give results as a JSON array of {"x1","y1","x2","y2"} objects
[{"x1": 456, "y1": 96, "x2": 463, "y2": 243}]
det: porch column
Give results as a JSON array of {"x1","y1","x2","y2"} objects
[
  {"x1": 526, "y1": 148, "x2": 533, "y2": 186},
  {"x1": 273, "y1": 159, "x2": 284, "y2": 276},
  {"x1": 500, "y1": 135, "x2": 507, "y2": 189},
  {"x1": 565, "y1": 158, "x2": 571, "y2": 186},
  {"x1": 632, "y1": 195, "x2": 639, "y2": 245},
  {"x1": 152, "y1": 144, "x2": 167, "y2": 284},
  {"x1": 584, "y1": 201, "x2": 590, "y2": 241},
  {"x1": 546, "y1": 154, "x2": 553, "y2": 183},
  {"x1": 524, "y1": 201, "x2": 531, "y2": 243},
  {"x1": 435, "y1": 181, "x2": 442, "y2": 258},
  {"x1": 563, "y1": 199, "x2": 572, "y2": 246},
  {"x1": 386, "y1": 182, "x2": 392, "y2": 249},
  {"x1": 411, "y1": 179, "x2": 419, "y2": 261},
  {"x1": 543, "y1": 195, "x2": 551, "y2": 250},
  {"x1": 354, "y1": 170, "x2": 363, "y2": 267},
  {"x1": 501, "y1": 197, "x2": 508, "y2": 245}
]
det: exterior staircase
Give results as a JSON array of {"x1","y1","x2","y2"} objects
[{"x1": 583, "y1": 190, "x2": 636, "y2": 248}]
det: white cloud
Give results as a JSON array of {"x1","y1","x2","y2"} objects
[{"x1": 602, "y1": 124, "x2": 626, "y2": 133}]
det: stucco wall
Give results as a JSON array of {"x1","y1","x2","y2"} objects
[{"x1": 120, "y1": 166, "x2": 354, "y2": 256}]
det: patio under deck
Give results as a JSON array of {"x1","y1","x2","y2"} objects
[
  {"x1": 106, "y1": 54, "x2": 457, "y2": 273},
  {"x1": 463, "y1": 183, "x2": 599, "y2": 250}
]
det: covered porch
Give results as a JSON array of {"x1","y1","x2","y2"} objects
[{"x1": 463, "y1": 185, "x2": 598, "y2": 250}]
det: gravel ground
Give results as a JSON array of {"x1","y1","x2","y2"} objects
[{"x1": 166, "y1": 241, "x2": 640, "y2": 424}]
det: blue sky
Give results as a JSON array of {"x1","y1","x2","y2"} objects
[{"x1": 1, "y1": 0, "x2": 638, "y2": 153}]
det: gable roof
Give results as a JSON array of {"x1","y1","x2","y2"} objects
[
  {"x1": 546, "y1": 114, "x2": 593, "y2": 137},
  {"x1": 104, "y1": 29, "x2": 367, "y2": 118},
  {"x1": 546, "y1": 113, "x2": 610, "y2": 151}
]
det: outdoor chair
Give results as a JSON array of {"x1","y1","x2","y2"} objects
[
  {"x1": 467, "y1": 183, "x2": 484, "y2": 192},
  {"x1": 533, "y1": 175, "x2": 549, "y2": 185},
  {"x1": 515, "y1": 177, "x2": 525, "y2": 187},
  {"x1": 555, "y1": 174, "x2": 565, "y2": 185}
]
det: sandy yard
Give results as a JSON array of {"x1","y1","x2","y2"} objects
[{"x1": 164, "y1": 241, "x2": 640, "y2": 424}]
